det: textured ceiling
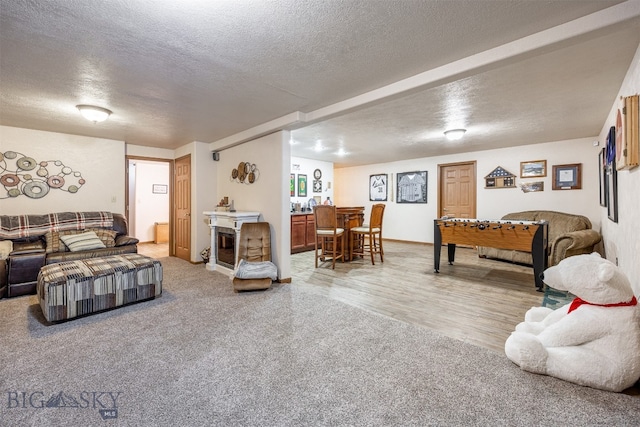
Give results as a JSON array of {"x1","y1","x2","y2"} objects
[{"x1": 1, "y1": 1, "x2": 638, "y2": 167}]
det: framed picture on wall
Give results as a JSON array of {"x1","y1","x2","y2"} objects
[
  {"x1": 396, "y1": 171, "x2": 427, "y2": 203},
  {"x1": 520, "y1": 160, "x2": 546, "y2": 178},
  {"x1": 598, "y1": 148, "x2": 607, "y2": 207},
  {"x1": 290, "y1": 174, "x2": 295, "y2": 196},
  {"x1": 297, "y1": 174, "x2": 307, "y2": 197},
  {"x1": 152, "y1": 184, "x2": 167, "y2": 194},
  {"x1": 552, "y1": 163, "x2": 582, "y2": 190},
  {"x1": 313, "y1": 179, "x2": 322, "y2": 193},
  {"x1": 607, "y1": 163, "x2": 618, "y2": 222},
  {"x1": 369, "y1": 174, "x2": 387, "y2": 201}
]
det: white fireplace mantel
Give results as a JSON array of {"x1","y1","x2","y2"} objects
[{"x1": 203, "y1": 210, "x2": 261, "y2": 275}]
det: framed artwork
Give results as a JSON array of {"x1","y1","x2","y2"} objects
[
  {"x1": 290, "y1": 174, "x2": 295, "y2": 196},
  {"x1": 313, "y1": 179, "x2": 322, "y2": 193},
  {"x1": 369, "y1": 174, "x2": 388, "y2": 201},
  {"x1": 520, "y1": 160, "x2": 546, "y2": 178},
  {"x1": 607, "y1": 163, "x2": 618, "y2": 222},
  {"x1": 396, "y1": 171, "x2": 427, "y2": 203},
  {"x1": 519, "y1": 181, "x2": 544, "y2": 193},
  {"x1": 552, "y1": 163, "x2": 582, "y2": 190},
  {"x1": 152, "y1": 184, "x2": 167, "y2": 194},
  {"x1": 297, "y1": 174, "x2": 307, "y2": 197},
  {"x1": 598, "y1": 148, "x2": 607, "y2": 207}
]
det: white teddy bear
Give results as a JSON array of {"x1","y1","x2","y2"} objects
[{"x1": 505, "y1": 252, "x2": 640, "y2": 392}]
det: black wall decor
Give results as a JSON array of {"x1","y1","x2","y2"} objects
[{"x1": 605, "y1": 126, "x2": 618, "y2": 222}]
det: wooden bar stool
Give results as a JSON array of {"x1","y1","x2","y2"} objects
[
  {"x1": 314, "y1": 205, "x2": 345, "y2": 269},
  {"x1": 350, "y1": 204, "x2": 385, "y2": 265}
]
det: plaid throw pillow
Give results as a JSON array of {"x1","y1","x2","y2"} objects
[
  {"x1": 59, "y1": 231, "x2": 106, "y2": 252},
  {"x1": 45, "y1": 230, "x2": 81, "y2": 253},
  {"x1": 89, "y1": 228, "x2": 117, "y2": 248},
  {"x1": 45, "y1": 228, "x2": 117, "y2": 253}
]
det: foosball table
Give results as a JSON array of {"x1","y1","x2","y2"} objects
[{"x1": 433, "y1": 218, "x2": 549, "y2": 290}]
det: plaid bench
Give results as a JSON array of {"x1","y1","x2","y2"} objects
[{"x1": 37, "y1": 254, "x2": 162, "y2": 322}]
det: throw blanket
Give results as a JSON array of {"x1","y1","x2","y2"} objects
[
  {"x1": 0, "y1": 212, "x2": 113, "y2": 239},
  {"x1": 234, "y1": 259, "x2": 278, "y2": 280}
]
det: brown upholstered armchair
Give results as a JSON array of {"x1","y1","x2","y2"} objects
[
  {"x1": 232, "y1": 222, "x2": 277, "y2": 292},
  {"x1": 477, "y1": 210, "x2": 602, "y2": 267}
]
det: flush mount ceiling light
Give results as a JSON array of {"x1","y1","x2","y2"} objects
[
  {"x1": 76, "y1": 104, "x2": 112, "y2": 123},
  {"x1": 444, "y1": 128, "x2": 466, "y2": 141}
]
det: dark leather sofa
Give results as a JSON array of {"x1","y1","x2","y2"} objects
[{"x1": 0, "y1": 212, "x2": 139, "y2": 298}]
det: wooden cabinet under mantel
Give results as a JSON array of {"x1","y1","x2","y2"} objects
[{"x1": 291, "y1": 213, "x2": 316, "y2": 253}]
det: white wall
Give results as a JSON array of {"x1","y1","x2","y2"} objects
[
  {"x1": 193, "y1": 141, "x2": 219, "y2": 262},
  {"x1": 0, "y1": 126, "x2": 125, "y2": 215},
  {"x1": 335, "y1": 137, "x2": 601, "y2": 245},
  {"x1": 125, "y1": 144, "x2": 175, "y2": 160},
  {"x1": 215, "y1": 131, "x2": 291, "y2": 280},
  {"x1": 597, "y1": 42, "x2": 640, "y2": 296},
  {"x1": 131, "y1": 160, "x2": 170, "y2": 242},
  {"x1": 290, "y1": 156, "x2": 334, "y2": 208}
]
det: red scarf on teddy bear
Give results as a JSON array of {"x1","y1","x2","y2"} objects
[{"x1": 568, "y1": 296, "x2": 637, "y2": 314}]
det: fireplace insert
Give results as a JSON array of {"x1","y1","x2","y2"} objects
[{"x1": 215, "y1": 227, "x2": 235, "y2": 269}]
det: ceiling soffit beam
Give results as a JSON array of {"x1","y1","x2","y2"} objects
[
  {"x1": 209, "y1": 0, "x2": 640, "y2": 152},
  {"x1": 208, "y1": 111, "x2": 306, "y2": 152}
]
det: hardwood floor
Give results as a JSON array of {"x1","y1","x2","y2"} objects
[
  {"x1": 291, "y1": 240, "x2": 545, "y2": 354},
  {"x1": 138, "y1": 242, "x2": 169, "y2": 258}
]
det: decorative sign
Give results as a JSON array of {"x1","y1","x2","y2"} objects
[{"x1": 152, "y1": 184, "x2": 167, "y2": 194}]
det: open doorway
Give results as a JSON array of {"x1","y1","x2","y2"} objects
[{"x1": 126, "y1": 157, "x2": 172, "y2": 258}]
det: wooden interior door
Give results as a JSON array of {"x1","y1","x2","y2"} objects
[
  {"x1": 174, "y1": 155, "x2": 191, "y2": 261},
  {"x1": 438, "y1": 162, "x2": 476, "y2": 219}
]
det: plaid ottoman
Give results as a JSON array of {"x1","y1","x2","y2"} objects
[{"x1": 37, "y1": 254, "x2": 163, "y2": 322}]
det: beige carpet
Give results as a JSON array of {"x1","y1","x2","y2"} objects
[{"x1": 1, "y1": 256, "x2": 639, "y2": 426}]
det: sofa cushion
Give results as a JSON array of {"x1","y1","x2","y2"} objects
[
  {"x1": 477, "y1": 210, "x2": 599, "y2": 267},
  {"x1": 501, "y1": 210, "x2": 591, "y2": 246},
  {"x1": 89, "y1": 228, "x2": 117, "y2": 248},
  {"x1": 45, "y1": 228, "x2": 117, "y2": 253},
  {"x1": 115, "y1": 235, "x2": 140, "y2": 246},
  {"x1": 60, "y1": 231, "x2": 106, "y2": 252},
  {"x1": 0, "y1": 241, "x2": 12, "y2": 259},
  {"x1": 45, "y1": 230, "x2": 80, "y2": 253}
]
